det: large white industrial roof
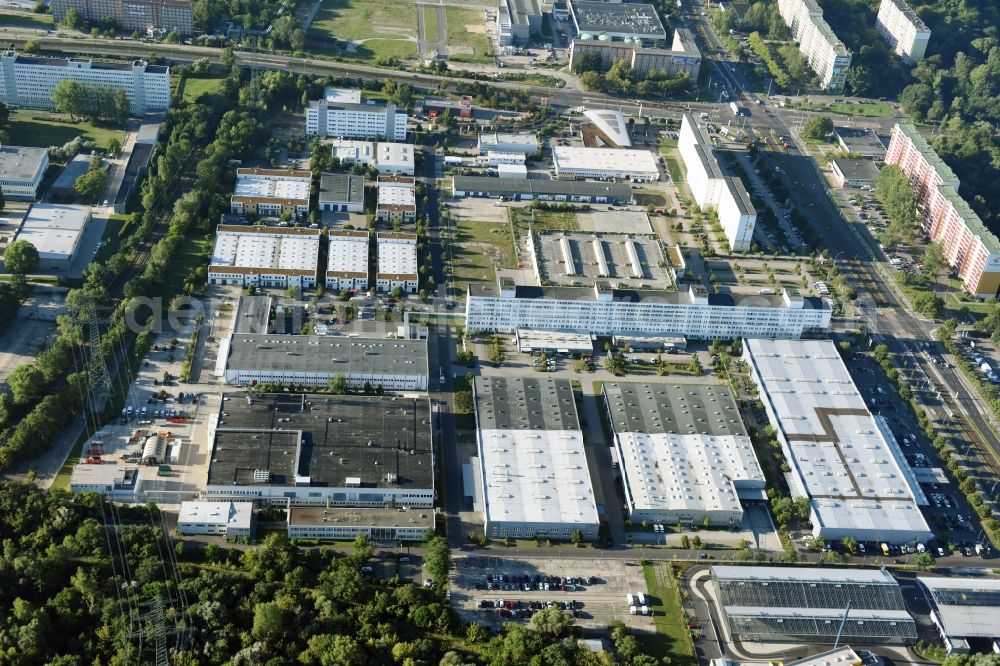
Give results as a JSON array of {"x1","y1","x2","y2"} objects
[
  {"x1": 553, "y1": 146, "x2": 658, "y2": 174},
  {"x1": 14, "y1": 204, "x2": 90, "y2": 260},
  {"x1": 210, "y1": 227, "x2": 320, "y2": 275},
  {"x1": 178, "y1": 501, "x2": 254, "y2": 530},
  {"x1": 479, "y1": 428, "x2": 598, "y2": 528},
  {"x1": 745, "y1": 338, "x2": 931, "y2": 539},
  {"x1": 377, "y1": 142, "x2": 415, "y2": 170},
  {"x1": 377, "y1": 184, "x2": 416, "y2": 209},
  {"x1": 919, "y1": 576, "x2": 1000, "y2": 639},
  {"x1": 583, "y1": 109, "x2": 632, "y2": 147},
  {"x1": 377, "y1": 233, "x2": 418, "y2": 278},
  {"x1": 234, "y1": 170, "x2": 311, "y2": 203},
  {"x1": 723, "y1": 606, "x2": 913, "y2": 621},
  {"x1": 327, "y1": 231, "x2": 369, "y2": 277}
]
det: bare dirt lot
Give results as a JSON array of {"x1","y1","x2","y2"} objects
[
  {"x1": 450, "y1": 555, "x2": 656, "y2": 633},
  {"x1": 576, "y1": 209, "x2": 652, "y2": 234},
  {"x1": 0, "y1": 288, "x2": 65, "y2": 382}
]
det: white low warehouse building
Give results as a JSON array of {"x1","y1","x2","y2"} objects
[
  {"x1": 0, "y1": 146, "x2": 48, "y2": 199},
  {"x1": 69, "y1": 464, "x2": 142, "y2": 498},
  {"x1": 478, "y1": 132, "x2": 540, "y2": 156},
  {"x1": 287, "y1": 506, "x2": 433, "y2": 542},
  {"x1": 376, "y1": 232, "x2": 418, "y2": 294},
  {"x1": 552, "y1": 146, "x2": 659, "y2": 182},
  {"x1": 207, "y1": 225, "x2": 320, "y2": 288},
  {"x1": 12, "y1": 203, "x2": 91, "y2": 272},
  {"x1": 473, "y1": 377, "x2": 599, "y2": 540},
  {"x1": 743, "y1": 338, "x2": 933, "y2": 544},
  {"x1": 605, "y1": 382, "x2": 764, "y2": 526},
  {"x1": 177, "y1": 501, "x2": 255, "y2": 538},
  {"x1": 376, "y1": 142, "x2": 415, "y2": 175},
  {"x1": 326, "y1": 230, "x2": 369, "y2": 292}
]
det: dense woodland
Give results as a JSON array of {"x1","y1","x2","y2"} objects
[{"x1": 0, "y1": 481, "x2": 665, "y2": 665}]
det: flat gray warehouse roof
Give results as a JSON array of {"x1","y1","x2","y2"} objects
[
  {"x1": 603, "y1": 382, "x2": 747, "y2": 437},
  {"x1": 453, "y1": 175, "x2": 633, "y2": 201},
  {"x1": 570, "y1": 0, "x2": 667, "y2": 39},
  {"x1": 474, "y1": 376, "x2": 579, "y2": 431},
  {"x1": 0, "y1": 145, "x2": 47, "y2": 182},
  {"x1": 226, "y1": 334, "x2": 428, "y2": 377},
  {"x1": 319, "y1": 173, "x2": 365, "y2": 206},
  {"x1": 209, "y1": 393, "x2": 433, "y2": 489}
]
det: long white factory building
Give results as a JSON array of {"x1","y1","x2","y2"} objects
[
  {"x1": 743, "y1": 338, "x2": 933, "y2": 544},
  {"x1": 472, "y1": 377, "x2": 599, "y2": 540},
  {"x1": 552, "y1": 146, "x2": 659, "y2": 182},
  {"x1": 605, "y1": 382, "x2": 765, "y2": 526},
  {"x1": 466, "y1": 280, "x2": 831, "y2": 340},
  {"x1": 679, "y1": 113, "x2": 756, "y2": 253}
]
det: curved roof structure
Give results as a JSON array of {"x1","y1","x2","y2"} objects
[{"x1": 583, "y1": 108, "x2": 631, "y2": 147}]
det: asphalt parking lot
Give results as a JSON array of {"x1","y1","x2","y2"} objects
[{"x1": 450, "y1": 555, "x2": 655, "y2": 632}]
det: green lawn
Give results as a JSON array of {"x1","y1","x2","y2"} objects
[
  {"x1": 641, "y1": 563, "x2": 696, "y2": 666},
  {"x1": 181, "y1": 75, "x2": 226, "y2": 103},
  {"x1": 6, "y1": 110, "x2": 125, "y2": 150},
  {"x1": 423, "y1": 5, "x2": 439, "y2": 44},
  {"x1": 151, "y1": 234, "x2": 215, "y2": 300},
  {"x1": 445, "y1": 6, "x2": 492, "y2": 64},
  {"x1": 792, "y1": 100, "x2": 894, "y2": 117},
  {"x1": 450, "y1": 218, "x2": 515, "y2": 290},
  {"x1": 659, "y1": 141, "x2": 684, "y2": 185},
  {"x1": 0, "y1": 12, "x2": 53, "y2": 29},
  {"x1": 310, "y1": 0, "x2": 418, "y2": 61}
]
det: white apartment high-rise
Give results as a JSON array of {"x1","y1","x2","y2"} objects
[
  {"x1": 876, "y1": 0, "x2": 930, "y2": 62},
  {"x1": 0, "y1": 51, "x2": 170, "y2": 113},
  {"x1": 776, "y1": 0, "x2": 852, "y2": 91},
  {"x1": 306, "y1": 98, "x2": 408, "y2": 141},
  {"x1": 678, "y1": 113, "x2": 756, "y2": 252},
  {"x1": 465, "y1": 281, "x2": 831, "y2": 339}
]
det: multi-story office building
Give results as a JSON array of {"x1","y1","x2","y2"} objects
[
  {"x1": 230, "y1": 168, "x2": 311, "y2": 218},
  {"x1": 222, "y1": 336, "x2": 429, "y2": 390},
  {"x1": 885, "y1": 123, "x2": 1000, "y2": 298},
  {"x1": 744, "y1": 339, "x2": 933, "y2": 544},
  {"x1": 776, "y1": 0, "x2": 852, "y2": 91},
  {"x1": 553, "y1": 146, "x2": 659, "y2": 182},
  {"x1": 306, "y1": 99, "x2": 408, "y2": 141},
  {"x1": 325, "y1": 230, "x2": 369, "y2": 292},
  {"x1": 0, "y1": 146, "x2": 48, "y2": 199},
  {"x1": 207, "y1": 225, "x2": 320, "y2": 289},
  {"x1": 472, "y1": 377, "x2": 599, "y2": 540},
  {"x1": 51, "y1": 0, "x2": 193, "y2": 34},
  {"x1": 376, "y1": 232, "x2": 418, "y2": 294},
  {"x1": 569, "y1": 27, "x2": 701, "y2": 78},
  {"x1": 0, "y1": 50, "x2": 170, "y2": 113},
  {"x1": 679, "y1": 113, "x2": 756, "y2": 252},
  {"x1": 204, "y1": 393, "x2": 433, "y2": 506},
  {"x1": 711, "y1": 566, "x2": 917, "y2": 645},
  {"x1": 466, "y1": 280, "x2": 831, "y2": 339},
  {"x1": 876, "y1": 0, "x2": 930, "y2": 62},
  {"x1": 605, "y1": 382, "x2": 764, "y2": 526}
]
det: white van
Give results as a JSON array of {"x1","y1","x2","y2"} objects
[
  {"x1": 626, "y1": 594, "x2": 635, "y2": 606},
  {"x1": 629, "y1": 605, "x2": 637, "y2": 615},
  {"x1": 637, "y1": 593, "x2": 647, "y2": 606},
  {"x1": 641, "y1": 605, "x2": 650, "y2": 616}
]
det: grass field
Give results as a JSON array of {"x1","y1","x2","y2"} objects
[
  {"x1": 792, "y1": 100, "x2": 894, "y2": 117},
  {"x1": 0, "y1": 12, "x2": 53, "y2": 29},
  {"x1": 450, "y1": 219, "x2": 515, "y2": 290},
  {"x1": 445, "y1": 6, "x2": 492, "y2": 64},
  {"x1": 659, "y1": 141, "x2": 685, "y2": 185},
  {"x1": 6, "y1": 110, "x2": 124, "y2": 150},
  {"x1": 641, "y1": 563, "x2": 696, "y2": 666},
  {"x1": 310, "y1": 0, "x2": 418, "y2": 61},
  {"x1": 511, "y1": 208, "x2": 578, "y2": 234},
  {"x1": 181, "y1": 75, "x2": 226, "y2": 103},
  {"x1": 422, "y1": 5, "x2": 439, "y2": 44}
]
